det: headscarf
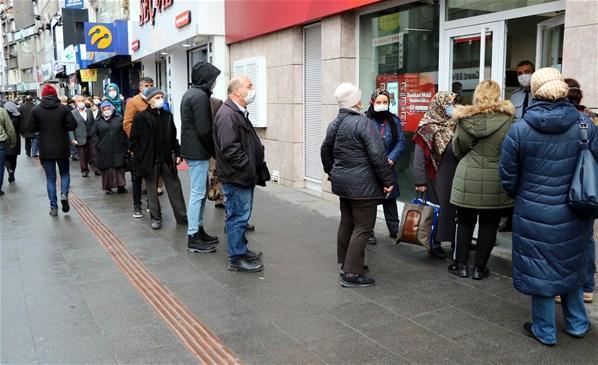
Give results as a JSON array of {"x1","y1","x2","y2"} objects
[
  {"x1": 366, "y1": 88, "x2": 398, "y2": 145},
  {"x1": 4, "y1": 101, "x2": 21, "y2": 117},
  {"x1": 412, "y1": 91, "x2": 456, "y2": 181},
  {"x1": 104, "y1": 83, "x2": 123, "y2": 114}
]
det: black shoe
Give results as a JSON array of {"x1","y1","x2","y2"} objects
[
  {"x1": 523, "y1": 322, "x2": 555, "y2": 346},
  {"x1": 367, "y1": 233, "x2": 377, "y2": 245},
  {"x1": 340, "y1": 273, "x2": 376, "y2": 288},
  {"x1": 117, "y1": 186, "x2": 128, "y2": 194},
  {"x1": 8, "y1": 172, "x2": 15, "y2": 183},
  {"x1": 228, "y1": 258, "x2": 263, "y2": 272},
  {"x1": 60, "y1": 195, "x2": 70, "y2": 213},
  {"x1": 428, "y1": 246, "x2": 447, "y2": 259},
  {"x1": 244, "y1": 249, "x2": 262, "y2": 261},
  {"x1": 187, "y1": 237, "x2": 216, "y2": 253},
  {"x1": 389, "y1": 232, "x2": 398, "y2": 240},
  {"x1": 472, "y1": 266, "x2": 490, "y2": 280},
  {"x1": 94, "y1": 171, "x2": 101, "y2": 176},
  {"x1": 566, "y1": 323, "x2": 591, "y2": 339},
  {"x1": 133, "y1": 207, "x2": 143, "y2": 218},
  {"x1": 0, "y1": 190, "x2": 4, "y2": 196},
  {"x1": 82, "y1": 171, "x2": 89, "y2": 177},
  {"x1": 105, "y1": 189, "x2": 114, "y2": 194},
  {"x1": 197, "y1": 226, "x2": 219, "y2": 244},
  {"x1": 215, "y1": 203, "x2": 225, "y2": 209},
  {"x1": 246, "y1": 224, "x2": 255, "y2": 232},
  {"x1": 340, "y1": 265, "x2": 369, "y2": 276},
  {"x1": 448, "y1": 262, "x2": 468, "y2": 278}
]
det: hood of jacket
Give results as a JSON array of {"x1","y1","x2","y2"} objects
[
  {"x1": 523, "y1": 99, "x2": 580, "y2": 134},
  {"x1": 453, "y1": 100, "x2": 514, "y2": 138},
  {"x1": 40, "y1": 95, "x2": 61, "y2": 109},
  {"x1": 191, "y1": 62, "x2": 221, "y2": 92}
]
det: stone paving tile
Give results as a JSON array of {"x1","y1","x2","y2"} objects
[
  {"x1": 327, "y1": 301, "x2": 405, "y2": 331},
  {"x1": 306, "y1": 331, "x2": 396, "y2": 365},
  {"x1": 410, "y1": 307, "x2": 491, "y2": 340},
  {"x1": 217, "y1": 323, "x2": 301, "y2": 358},
  {"x1": 378, "y1": 290, "x2": 451, "y2": 319}
]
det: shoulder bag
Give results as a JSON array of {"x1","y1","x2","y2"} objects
[{"x1": 568, "y1": 120, "x2": 598, "y2": 219}]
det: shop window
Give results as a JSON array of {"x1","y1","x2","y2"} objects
[
  {"x1": 233, "y1": 57, "x2": 267, "y2": 128},
  {"x1": 446, "y1": 0, "x2": 557, "y2": 21},
  {"x1": 359, "y1": 1, "x2": 439, "y2": 202},
  {"x1": 187, "y1": 46, "x2": 208, "y2": 85}
]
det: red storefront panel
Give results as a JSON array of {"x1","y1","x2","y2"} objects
[{"x1": 225, "y1": 0, "x2": 382, "y2": 44}]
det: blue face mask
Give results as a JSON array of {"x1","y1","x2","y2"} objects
[{"x1": 445, "y1": 104, "x2": 454, "y2": 117}]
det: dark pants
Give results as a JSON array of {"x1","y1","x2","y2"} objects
[
  {"x1": 338, "y1": 198, "x2": 377, "y2": 275},
  {"x1": 4, "y1": 155, "x2": 17, "y2": 174},
  {"x1": 77, "y1": 143, "x2": 99, "y2": 174},
  {"x1": 145, "y1": 162, "x2": 187, "y2": 223},
  {"x1": 41, "y1": 159, "x2": 70, "y2": 209},
  {"x1": 454, "y1": 207, "x2": 502, "y2": 268},
  {"x1": 381, "y1": 198, "x2": 399, "y2": 236},
  {"x1": 132, "y1": 173, "x2": 142, "y2": 209},
  {"x1": 25, "y1": 137, "x2": 32, "y2": 156},
  {"x1": 0, "y1": 142, "x2": 5, "y2": 191}
]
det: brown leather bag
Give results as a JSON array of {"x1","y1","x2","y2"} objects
[{"x1": 397, "y1": 201, "x2": 435, "y2": 248}]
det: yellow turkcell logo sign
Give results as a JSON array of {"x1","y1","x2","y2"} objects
[{"x1": 88, "y1": 25, "x2": 113, "y2": 50}]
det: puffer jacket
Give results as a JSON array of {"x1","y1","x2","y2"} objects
[
  {"x1": 180, "y1": 62, "x2": 220, "y2": 160},
  {"x1": 27, "y1": 96, "x2": 77, "y2": 160},
  {"x1": 450, "y1": 101, "x2": 514, "y2": 209},
  {"x1": 500, "y1": 99, "x2": 598, "y2": 297},
  {"x1": 321, "y1": 108, "x2": 393, "y2": 199}
]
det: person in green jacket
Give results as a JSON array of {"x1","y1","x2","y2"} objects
[
  {"x1": 0, "y1": 106, "x2": 17, "y2": 195},
  {"x1": 448, "y1": 80, "x2": 514, "y2": 280}
]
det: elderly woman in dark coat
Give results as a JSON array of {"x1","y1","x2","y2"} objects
[
  {"x1": 412, "y1": 92, "x2": 458, "y2": 259},
  {"x1": 500, "y1": 68, "x2": 597, "y2": 346},
  {"x1": 321, "y1": 82, "x2": 394, "y2": 288},
  {"x1": 92, "y1": 101, "x2": 128, "y2": 194},
  {"x1": 3, "y1": 101, "x2": 21, "y2": 183}
]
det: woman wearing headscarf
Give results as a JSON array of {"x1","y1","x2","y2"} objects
[
  {"x1": 412, "y1": 92, "x2": 458, "y2": 259},
  {"x1": 104, "y1": 83, "x2": 124, "y2": 115},
  {"x1": 3, "y1": 101, "x2": 22, "y2": 183},
  {"x1": 365, "y1": 89, "x2": 404, "y2": 242},
  {"x1": 91, "y1": 101, "x2": 128, "y2": 194},
  {"x1": 500, "y1": 68, "x2": 597, "y2": 345}
]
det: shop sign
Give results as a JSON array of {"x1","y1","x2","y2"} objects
[
  {"x1": 131, "y1": 40, "x2": 141, "y2": 52},
  {"x1": 41, "y1": 63, "x2": 53, "y2": 81},
  {"x1": 69, "y1": 74, "x2": 78, "y2": 87},
  {"x1": 80, "y1": 69, "x2": 98, "y2": 82},
  {"x1": 372, "y1": 33, "x2": 403, "y2": 48},
  {"x1": 65, "y1": 63, "x2": 78, "y2": 75},
  {"x1": 175, "y1": 11, "x2": 191, "y2": 29},
  {"x1": 452, "y1": 67, "x2": 490, "y2": 91},
  {"x1": 85, "y1": 23, "x2": 116, "y2": 52},
  {"x1": 64, "y1": 0, "x2": 85, "y2": 9},
  {"x1": 139, "y1": 0, "x2": 175, "y2": 27}
]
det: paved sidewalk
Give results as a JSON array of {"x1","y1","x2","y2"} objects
[{"x1": 1, "y1": 156, "x2": 597, "y2": 364}]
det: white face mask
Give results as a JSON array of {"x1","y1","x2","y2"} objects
[
  {"x1": 445, "y1": 104, "x2": 455, "y2": 117},
  {"x1": 373, "y1": 104, "x2": 389, "y2": 112},
  {"x1": 102, "y1": 110, "x2": 113, "y2": 118},
  {"x1": 152, "y1": 98, "x2": 164, "y2": 109},
  {"x1": 518, "y1": 73, "x2": 532, "y2": 88},
  {"x1": 108, "y1": 91, "x2": 117, "y2": 99},
  {"x1": 77, "y1": 102, "x2": 86, "y2": 110},
  {"x1": 244, "y1": 89, "x2": 256, "y2": 105}
]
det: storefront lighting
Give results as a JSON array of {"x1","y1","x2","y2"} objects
[
  {"x1": 182, "y1": 44, "x2": 191, "y2": 47},
  {"x1": 160, "y1": 52, "x2": 168, "y2": 55}
]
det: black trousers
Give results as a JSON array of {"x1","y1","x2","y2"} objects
[
  {"x1": 4, "y1": 155, "x2": 17, "y2": 173},
  {"x1": 25, "y1": 137, "x2": 32, "y2": 156},
  {"x1": 145, "y1": 162, "x2": 187, "y2": 223},
  {"x1": 381, "y1": 198, "x2": 399, "y2": 235},
  {"x1": 454, "y1": 207, "x2": 502, "y2": 268},
  {"x1": 131, "y1": 173, "x2": 142, "y2": 208},
  {"x1": 337, "y1": 198, "x2": 377, "y2": 275}
]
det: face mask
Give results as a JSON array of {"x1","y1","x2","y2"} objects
[
  {"x1": 518, "y1": 73, "x2": 532, "y2": 88},
  {"x1": 77, "y1": 102, "x2": 86, "y2": 110},
  {"x1": 373, "y1": 104, "x2": 389, "y2": 112},
  {"x1": 108, "y1": 91, "x2": 117, "y2": 99},
  {"x1": 102, "y1": 110, "x2": 113, "y2": 118},
  {"x1": 244, "y1": 89, "x2": 256, "y2": 105},
  {"x1": 152, "y1": 98, "x2": 164, "y2": 109},
  {"x1": 94, "y1": 100, "x2": 101, "y2": 106},
  {"x1": 445, "y1": 104, "x2": 454, "y2": 117}
]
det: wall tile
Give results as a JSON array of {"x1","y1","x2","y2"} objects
[
  {"x1": 562, "y1": 25, "x2": 598, "y2": 109},
  {"x1": 565, "y1": 0, "x2": 598, "y2": 28}
]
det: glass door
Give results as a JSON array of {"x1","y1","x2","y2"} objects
[
  {"x1": 440, "y1": 21, "x2": 506, "y2": 103},
  {"x1": 535, "y1": 14, "x2": 564, "y2": 71}
]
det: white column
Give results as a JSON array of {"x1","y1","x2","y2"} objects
[
  {"x1": 210, "y1": 35, "x2": 229, "y2": 101},
  {"x1": 167, "y1": 48, "x2": 187, "y2": 137}
]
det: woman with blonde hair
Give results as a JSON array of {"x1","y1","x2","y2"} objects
[{"x1": 448, "y1": 80, "x2": 514, "y2": 280}]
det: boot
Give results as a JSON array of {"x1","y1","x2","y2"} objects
[{"x1": 197, "y1": 226, "x2": 219, "y2": 245}]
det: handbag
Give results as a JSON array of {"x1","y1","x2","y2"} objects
[
  {"x1": 568, "y1": 120, "x2": 598, "y2": 219},
  {"x1": 396, "y1": 195, "x2": 440, "y2": 248},
  {"x1": 207, "y1": 175, "x2": 223, "y2": 202}
]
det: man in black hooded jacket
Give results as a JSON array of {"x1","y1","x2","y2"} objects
[{"x1": 180, "y1": 61, "x2": 221, "y2": 253}]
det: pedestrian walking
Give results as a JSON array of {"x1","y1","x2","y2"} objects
[
  {"x1": 92, "y1": 102, "x2": 128, "y2": 195},
  {"x1": 365, "y1": 88, "x2": 404, "y2": 243},
  {"x1": 500, "y1": 67, "x2": 597, "y2": 346},
  {"x1": 213, "y1": 76, "x2": 269, "y2": 273},
  {"x1": 69, "y1": 95, "x2": 100, "y2": 177},
  {"x1": 0, "y1": 106, "x2": 16, "y2": 196},
  {"x1": 27, "y1": 84, "x2": 77, "y2": 216},
  {"x1": 3, "y1": 101, "x2": 22, "y2": 184},
  {"x1": 105, "y1": 83, "x2": 124, "y2": 115},
  {"x1": 123, "y1": 77, "x2": 154, "y2": 218},
  {"x1": 19, "y1": 96, "x2": 36, "y2": 157},
  {"x1": 321, "y1": 82, "x2": 394, "y2": 288},
  {"x1": 448, "y1": 80, "x2": 514, "y2": 280},
  {"x1": 180, "y1": 61, "x2": 221, "y2": 253},
  {"x1": 412, "y1": 91, "x2": 459, "y2": 259},
  {"x1": 129, "y1": 87, "x2": 187, "y2": 230}
]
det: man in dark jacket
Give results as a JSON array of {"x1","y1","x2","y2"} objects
[
  {"x1": 69, "y1": 95, "x2": 100, "y2": 177},
  {"x1": 213, "y1": 76, "x2": 268, "y2": 272},
  {"x1": 27, "y1": 84, "x2": 77, "y2": 216},
  {"x1": 19, "y1": 96, "x2": 36, "y2": 156},
  {"x1": 180, "y1": 62, "x2": 221, "y2": 253},
  {"x1": 129, "y1": 87, "x2": 187, "y2": 230},
  {"x1": 321, "y1": 82, "x2": 394, "y2": 288}
]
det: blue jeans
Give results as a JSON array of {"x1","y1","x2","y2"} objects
[
  {"x1": 0, "y1": 142, "x2": 5, "y2": 191},
  {"x1": 41, "y1": 159, "x2": 70, "y2": 209},
  {"x1": 585, "y1": 237, "x2": 596, "y2": 293},
  {"x1": 31, "y1": 136, "x2": 39, "y2": 156},
  {"x1": 186, "y1": 159, "x2": 210, "y2": 235},
  {"x1": 531, "y1": 287, "x2": 589, "y2": 344},
  {"x1": 222, "y1": 183, "x2": 254, "y2": 262}
]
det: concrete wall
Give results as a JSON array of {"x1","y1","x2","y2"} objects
[{"x1": 563, "y1": 0, "x2": 598, "y2": 111}]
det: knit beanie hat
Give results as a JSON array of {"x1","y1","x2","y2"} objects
[
  {"x1": 531, "y1": 67, "x2": 569, "y2": 101},
  {"x1": 143, "y1": 87, "x2": 163, "y2": 101},
  {"x1": 100, "y1": 101, "x2": 115, "y2": 110},
  {"x1": 41, "y1": 84, "x2": 57, "y2": 97},
  {"x1": 335, "y1": 82, "x2": 362, "y2": 109}
]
